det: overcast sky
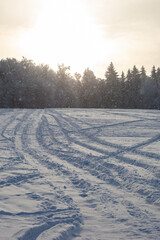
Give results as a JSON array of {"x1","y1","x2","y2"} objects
[{"x1": 0, "y1": 0, "x2": 160, "y2": 77}]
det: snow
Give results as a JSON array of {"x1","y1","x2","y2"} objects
[{"x1": 0, "y1": 108, "x2": 160, "y2": 240}]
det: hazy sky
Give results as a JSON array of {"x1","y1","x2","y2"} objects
[{"x1": 0, "y1": 0, "x2": 160, "y2": 77}]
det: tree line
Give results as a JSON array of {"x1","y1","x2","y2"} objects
[{"x1": 0, "y1": 57, "x2": 160, "y2": 109}]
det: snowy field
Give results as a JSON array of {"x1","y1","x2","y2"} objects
[{"x1": 0, "y1": 108, "x2": 160, "y2": 240}]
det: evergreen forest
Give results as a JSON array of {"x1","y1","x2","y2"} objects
[{"x1": 0, "y1": 57, "x2": 160, "y2": 109}]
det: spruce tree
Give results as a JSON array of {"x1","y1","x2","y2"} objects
[
  {"x1": 125, "y1": 69, "x2": 132, "y2": 108},
  {"x1": 105, "y1": 62, "x2": 119, "y2": 108},
  {"x1": 151, "y1": 66, "x2": 159, "y2": 108},
  {"x1": 131, "y1": 65, "x2": 141, "y2": 108},
  {"x1": 120, "y1": 71, "x2": 126, "y2": 108},
  {"x1": 140, "y1": 66, "x2": 147, "y2": 108},
  {"x1": 81, "y1": 68, "x2": 98, "y2": 108}
]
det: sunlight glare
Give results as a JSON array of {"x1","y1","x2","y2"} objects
[{"x1": 19, "y1": 0, "x2": 117, "y2": 75}]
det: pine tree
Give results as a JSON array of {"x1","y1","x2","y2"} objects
[
  {"x1": 125, "y1": 69, "x2": 132, "y2": 108},
  {"x1": 151, "y1": 66, "x2": 157, "y2": 84},
  {"x1": 81, "y1": 68, "x2": 98, "y2": 108},
  {"x1": 105, "y1": 62, "x2": 119, "y2": 108},
  {"x1": 140, "y1": 66, "x2": 146, "y2": 81},
  {"x1": 156, "y1": 67, "x2": 160, "y2": 89},
  {"x1": 131, "y1": 65, "x2": 141, "y2": 108},
  {"x1": 139, "y1": 66, "x2": 147, "y2": 108},
  {"x1": 151, "y1": 66, "x2": 159, "y2": 108},
  {"x1": 156, "y1": 68, "x2": 160, "y2": 109},
  {"x1": 120, "y1": 71, "x2": 126, "y2": 108}
]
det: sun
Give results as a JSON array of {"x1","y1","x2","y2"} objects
[{"x1": 19, "y1": 0, "x2": 115, "y2": 75}]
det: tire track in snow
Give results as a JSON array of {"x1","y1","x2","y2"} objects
[
  {"x1": 0, "y1": 109, "x2": 160, "y2": 239},
  {"x1": 0, "y1": 110, "x2": 30, "y2": 172},
  {"x1": 51, "y1": 109, "x2": 160, "y2": 159},
  {"x1": 37, "y1": 110, "x2": 160, "y2": 239},
  {"x1": 22, "y1": 111, "x2": 119, "y2": 239},
  {"x1": 13, "y1": 110, "x2": 82, "y2": 240},
  {"x1": 40, "y1": 114, "x2": 121, "y2": 186},
  {"x1": 1, "y1": 110, "x2": 81, "y2": 240},
  {"x1": 58, "y1": 109, "x2": 160, "y2": 163},
  {"x1": 19, "y1": 111, "x2": 148, "y2": 239},
  {"x1": 46, "y1": 110, "x2": 160, "y2": 198},
  {"x1": 44, "y1": 110, "x2": 160, "y2": 213}
]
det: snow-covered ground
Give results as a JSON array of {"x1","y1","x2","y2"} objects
[{"x1": 0, "y1": 108, "x2": 160, "y2": 240}]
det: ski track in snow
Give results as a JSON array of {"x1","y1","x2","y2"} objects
[{"x1": 0, "y1": 108, "x2": 160, "y2": 240}]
